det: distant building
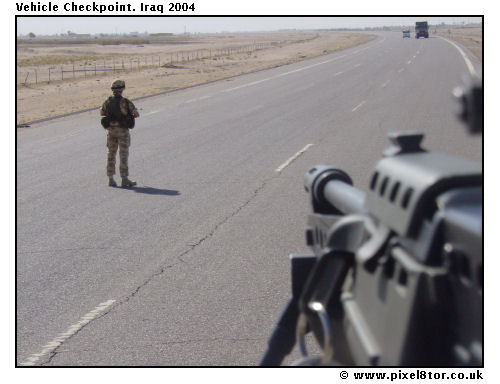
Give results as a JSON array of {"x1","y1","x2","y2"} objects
[
  {"x1": 149, "y1": 33, "x2": 174, "y2": 37},
  {"x1": 68, "y1": 32, "x2": 91, "y2": 39}
]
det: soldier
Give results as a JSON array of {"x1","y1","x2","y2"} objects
[{"x1": 100, "y1": 80, "x2": 140, "y2": 187}]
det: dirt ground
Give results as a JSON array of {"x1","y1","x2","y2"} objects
[{"x1": 16, "y1": 32, "x2": 375, "y2": 124}]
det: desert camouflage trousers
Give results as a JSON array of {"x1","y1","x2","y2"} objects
[{"x1": 106, "y1": 127, "x2": 131, "y2": 177}]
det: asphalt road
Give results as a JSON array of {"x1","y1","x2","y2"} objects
[{"x1": 17, "y1": 32, "x2": 482, "y2": 366}]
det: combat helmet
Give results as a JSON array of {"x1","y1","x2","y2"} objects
[{"x1": 111, "y1": 79, "x2": 126, "y2": 91}]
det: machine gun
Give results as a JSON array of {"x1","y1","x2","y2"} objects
[{"x1": 261, "y1": 79, "x2": 483, "y2": 366}]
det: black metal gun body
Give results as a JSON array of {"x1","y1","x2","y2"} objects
[{"x1": 261, "y1": 133, "x2": 482, "y2": 366}]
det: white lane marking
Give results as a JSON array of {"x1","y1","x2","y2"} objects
[
  {"x1": 275, "y1": 144, "x2": 313, "y2": 173},
  {"x1": 224, "y1": 56, "x2": 349, "y2": 93},
  {"x1": 353, "y1": 63, "x2": 361, "y2": 68},
  {"x1": 437, "y1": 36, "x2": 477, "y2": 76},
  {"x1": 277, "y1": 55, "x2": 347, "y2": 77},
  {"x1": 142, "y1": 109, "x2": 162, "y2": 117},
  {"x1": 398, "y1": 68, "x2": 405, "y2": 73},
  {"x1": 224, "y1": 77, "x2": 274, "y2": 92},
  {"x1": 20, "y1": 299, "x2": 116, "y2": 366},
  {"x1": 184, "y1": 94, "x2": 212, "y2": 103},
  {"x1": 223, "y1": 37, "x2": 387, "y2": 94},
  {"x1": 148, "y1": 94, "x2": 209, "y2": 110},
  {"x1": 334, "y1": 71, "x2": 344, "y2": 76},
  {"x1": 381, "y1": 80, "x2": 391, "y2": 88},
  {"x1": 352, "y1": 101, "x2": 366, "y2": 112},
  {"x1": 407, "y1": 60, "x2": 412, "y2": 64}
]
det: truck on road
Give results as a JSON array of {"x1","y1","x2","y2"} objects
[{"x1": 415, "y1": 21, "x2": 429, "y2": 38}]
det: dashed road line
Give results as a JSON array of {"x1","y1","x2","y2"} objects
[
  {"x1": 381, "y1": 80, "x2": 391, "y2": 88},
  {"x1": 142, "y1": 109, "x2": 162, "y2": 117},
  {"x1": 224, "y1": 77, "x2": 273, "y2": 92},
  {"x1": 275, "y1": 144, "x2": 313, "y2": 173},
  {"x1": 352, "y1": 101, "x2": 366, "y2": 112},
  {"x1": 224, "y1": 56, "x2": 349, "y2": 93},
  {"x1": 20, "y1": 299, "x2": 116, "y2": 366},
  {"x1": 184, "y1": 95, "x2": 212, "y2": 103}
]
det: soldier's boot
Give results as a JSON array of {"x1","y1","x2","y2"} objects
[
  {"x1": 121, "y1": 177, "x2": 137, "y2": 187},
  {"x1": 108, "y1": 177, "x2": 117, "y2": 187}
]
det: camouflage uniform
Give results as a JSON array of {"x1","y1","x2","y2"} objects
[
  {"x1": 101, "y1": 80, "x2": 139, "y2": 187},
  {"x1": 102, "y1": 97, "x2": 137, "y2": 177}
]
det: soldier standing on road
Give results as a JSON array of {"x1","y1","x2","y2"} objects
[{"x1": 100, "y1": 80, "x2": 140, "y2": 187}]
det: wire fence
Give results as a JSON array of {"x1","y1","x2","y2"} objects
[{"x1": 17, "y1": 42, "x2": 276, "y2": 86}]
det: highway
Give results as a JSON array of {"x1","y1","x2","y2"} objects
[{"x1": 17, "y1": 32, "x2": 482, "y2": 366}]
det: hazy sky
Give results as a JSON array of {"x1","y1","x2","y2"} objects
[{"x1": 16, "y1": 16, "x2": 482, "y2": 36}]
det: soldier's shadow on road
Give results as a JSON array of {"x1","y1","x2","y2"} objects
[{"x1": 123, "y1": 185, "x2": 181, "y2": 196}]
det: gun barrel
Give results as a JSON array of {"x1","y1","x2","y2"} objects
[
  {"x1": 305, "y1": 166, "x2": 366, "y2": 215},
  {"x1": 323, "y1": 180, "x2": 366, "y2": 215}
]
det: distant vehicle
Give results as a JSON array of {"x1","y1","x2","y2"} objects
[
  {"x1": 403, "y1": 30, "x2": 411, "y2": 38},
  {"x1": 415, "y1": 21, "x2": 429, "y2": 38}
]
